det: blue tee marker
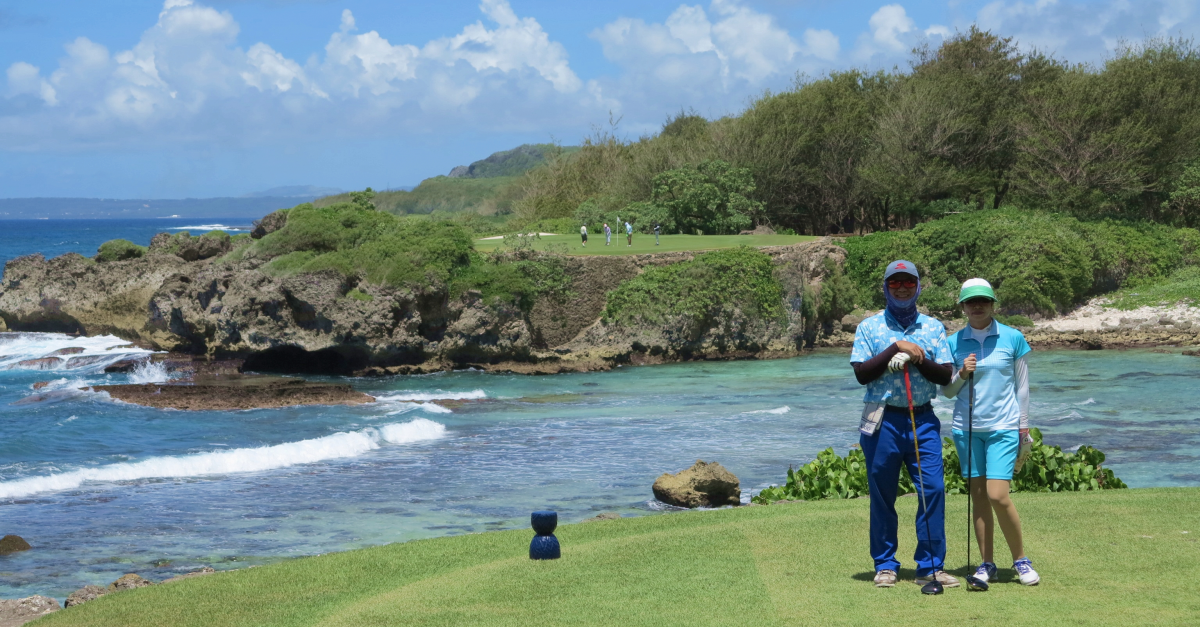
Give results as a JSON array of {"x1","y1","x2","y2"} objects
[{"x1": 529, "y1": 511, "x2": 560, "y2": 560}]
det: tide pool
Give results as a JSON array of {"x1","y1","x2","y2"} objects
[{"x1": 0, "y1": 334, "x2": 1197, "y2": 600}]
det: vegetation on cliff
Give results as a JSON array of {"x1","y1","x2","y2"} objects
[
  {"x1": 602, "y1": 247, "x2": 784, "y2": 329},
  {"x1": 95, "y1": 239, "x2": 146, "y2": 262},
  {"x1": 838, "y1": 209, "x2": 1200, "y2": 315},
  {"x1": 229, "y1": 202, "x2": 569, "y2": 310}
]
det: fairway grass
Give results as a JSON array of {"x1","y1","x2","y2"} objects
[
  {"x1": 35, "y1": 488, "x2": 1200, "y2": 626},
  {"x1": 472, "y1": 233, "x2": 819, "y2": 256}
]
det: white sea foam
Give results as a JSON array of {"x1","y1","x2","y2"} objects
[
  {"x1": 1078, "y1": 398, "x2": 1096, "y2": 405},
  {"x1": 129, "y1": 360, "x2": 170, "y2": 384},
  {"x1": 168, "y1": 224, "x2": 248, "y2": 232},
  {"x1": 746, "y1": 406, "x2": 791, "y2": 415},
  {"x1": 0, "y1": 418, "x2": 446, "y2": 499},
  {"x1": 0, "y1": 333, "x2": 154, "y2": 372},
  {"x1": 376, "y1": 389, "x2": 486, "y2": 402}
]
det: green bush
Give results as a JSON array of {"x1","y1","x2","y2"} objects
[
  {"x1": 839, "y1": 208, "x2": 1200, "y2": 315},
  {"x1": 752, "y1": 428, "x2": 1125, "y2": 504},
  {"x1": 603, "y1": 247, "x2": 783, "y2": 329},
  {"x1": 245, "y1": 203, "x2": 474, "y2": 289},
  {"x1": 652, "y1": 160, "x2": 758, "y2": 235},
  {"x1": 96, "y1": 239, "x2": 146, "y2": 262}
]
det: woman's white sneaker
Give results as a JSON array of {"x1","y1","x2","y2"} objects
[
  {"x1": 970, "y1": 562, "x2": 997, "y2": 586},
  {"x1": 1013, "y1": 557, "x2": 1040, "y2": 585}
]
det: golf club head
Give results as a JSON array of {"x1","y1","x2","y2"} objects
[
  {"x1": 966, "y1": 575, "x2": 989, "y2": 591},
  {"x1": 921, "y1": 580, "x2": 944, "y2": 595}
]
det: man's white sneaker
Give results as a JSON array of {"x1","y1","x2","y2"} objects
[{"x1": 1013, "y1": 557, "x2": 1040, "y2": 585}]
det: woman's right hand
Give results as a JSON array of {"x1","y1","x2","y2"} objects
[
  {"x1": 894, "y1": 340, "x2": 925, "y2": 363},
  {"x1": 959, "y1": 353, "x2": 977, "y2": 378}
]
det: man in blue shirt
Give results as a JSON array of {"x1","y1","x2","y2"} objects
[{"x1": 850, "y1": 260, "x2": 957, "y2": 589}]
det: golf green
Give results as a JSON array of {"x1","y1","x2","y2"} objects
[
  {"x1": 36, "y1": 488, "x2": 1199, "y2": 626},
  {"x1": 472, "y1": 233, "x2": 820, "y2": 256}
]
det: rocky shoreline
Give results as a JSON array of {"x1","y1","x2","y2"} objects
[
  {"x1": 91, "y1": 374, "x2": 375, "y2": 410},
  {"x1": 0, "y1": 235, "x2": 844, "y2": 376}
]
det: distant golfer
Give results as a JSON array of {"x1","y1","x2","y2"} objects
[
  {"x1": 604, "y1": 223, "x2": 612, "y2": 246},
  {"x1": 654, "y1": 223, "x2": 661, "y2": 245},
  {"x1": 625, "y1": 221, "x2": 633, "y2": 246},
  {"x1": 941, "y1": 278, "x2": 1040, "y2": 587},
  {"x1": 851, "y1": 260, "x2": 957, "y2": 590},
  {"x1": 580, "y1": 224, "x2": 588, "y2": 247}
]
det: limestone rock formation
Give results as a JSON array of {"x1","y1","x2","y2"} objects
[
  {"x1": 251, "y1": 209, "x2": 288, "y2": 239},
  {"x1": 108, "y1": 573, "x2": 153, "y2": 592},
  {"x1": 64, "y1": 585, "x2": 107, "y2": 608},
  {"x1": 652, "y1": 460, "x2": 741, "y2": 508},
  {"x1": 0, "y1": 238, "x2": 846, "y2": 374},
  {"x1": 0, "y1": 595, "x2": 59, "y2": 626},
  {"x1": 0, "y1": 535, "x2": 31, "y2": 555}
]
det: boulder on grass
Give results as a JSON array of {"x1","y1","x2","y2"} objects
[
  {"x1": 0, "y1": 535, "x2": 31, "y2": 555},
  {"x1": 108, "y1": 574, "x2": 153, "y2": 592},
  {"x1": 652, "y1": 460, "x2": 741, "y2": 508},
  {"x1": 64, "y1": 585, "x2": 107, "y2": 608},
  {"x1": 0, "y1": 596, "x2": 60, "y2": 625}
]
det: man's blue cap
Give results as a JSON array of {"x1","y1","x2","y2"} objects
[{"x1": 884, "y1": 260, "x2": 919, "y2": 279}]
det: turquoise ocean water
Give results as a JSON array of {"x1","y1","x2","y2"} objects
[{"x1": 0, "y1": 221, "x2": 1197, "y2": 600}]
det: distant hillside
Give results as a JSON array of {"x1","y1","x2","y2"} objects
[
  {"x1": 446, "y1": 144, "x2": 577, "y2": 179},
  {"x1": 242, "y1": 185, "x2": 346, "y2": 198},
  {"x1": 316, "y1": 143, "x2": 578, "y2": 216},
  {"x1": 0, "y1": 196, "x2": 314, "y2": 220}
]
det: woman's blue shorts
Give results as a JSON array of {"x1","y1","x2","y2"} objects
[{"x1": 952, "y1": 428, "x2": 1019, "y2": 480}]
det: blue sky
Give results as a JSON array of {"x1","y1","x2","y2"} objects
[{"x1": 2, "y1": 0, "x2": 1197, "y2": 199}]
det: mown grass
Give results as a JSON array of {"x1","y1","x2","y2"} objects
[
  {"x1": 1104, "y1": 265, "x2": 1200, "y2": 309},
  {"x1": 37, "y1": 488, "x2": 1200, "y2": 627},
  {"x1": 472, "y1": 233, "x2": 817, "y2": 256}
]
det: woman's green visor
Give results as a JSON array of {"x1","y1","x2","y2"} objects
[{"x1": 958, "y1": 279, "x2": 997, "y2": 303}]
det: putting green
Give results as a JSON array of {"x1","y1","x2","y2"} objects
[
  {"x1": 37, "y1": 489, "x2": 1200, "y2": 626},
  {"x1": 472, "y1": 233, "x2": 819, "y2": 256}
]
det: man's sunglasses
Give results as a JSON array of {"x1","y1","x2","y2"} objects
[{"x1": 886, "y1": 278, "x2": 917, "y2": 288}]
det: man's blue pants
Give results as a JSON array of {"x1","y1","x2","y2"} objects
[{"x1": 859, "y1": 404, "x2": 946, "y2": 576}]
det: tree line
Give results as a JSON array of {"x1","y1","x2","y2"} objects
[{"x1": 509, "y1": 29, "x2": 1200, "y2": 235}]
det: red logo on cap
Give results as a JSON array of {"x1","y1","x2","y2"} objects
[{"x1": 895, "y1": 263, "x2": 907, "y2": 269}]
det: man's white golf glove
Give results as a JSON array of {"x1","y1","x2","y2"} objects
[{"x1": 887, "y1": 351, "x2": 911, "y2": 373}]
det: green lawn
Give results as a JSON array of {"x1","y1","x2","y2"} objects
[
  {"x1": 37, "y1": 488, "x2": 1200, "y2": 626},
  {"x1": 473, "y1": 233, "x2": 819, "y2": 256}
]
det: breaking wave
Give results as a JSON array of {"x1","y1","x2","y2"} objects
[
  {"x1": 376, "y1": 389, "x2": 487, "y2": 402},
  {"x1": 0, "y1": 333, "x2": 153, "y2": 372},
  {"x1": 0, "y1": 418, "x2": 446, "y2": 499},
  {"x1": 746, "y1": 406, "x2": 791, "y2": 415}
]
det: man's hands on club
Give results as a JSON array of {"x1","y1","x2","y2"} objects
[
  {"x1": 887, "y1": 351, "x2": 910, "y2": 373},
  {"x1": 894, "y1": 340, "x2": 925, "y2": 364}
]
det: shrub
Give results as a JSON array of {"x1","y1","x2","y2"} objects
[
  {"x1": 651, "y1": 160, "x2": 759, "y2": 235},
  {"x1": 752, "y1": 428, "x2": 1125, "y2": 504},
  {"x1": 603, "y1": 247, "x2": 783, "y2": 329},
  {"x1": 838, "y1": 208, "x2": 1199, "y2": 315},
  {"x1": 96, "y1": 239, "x2": 146, "y2": 262},
  {"x1": 246, "y1": 203, "x2": 474, "y2": 289}
]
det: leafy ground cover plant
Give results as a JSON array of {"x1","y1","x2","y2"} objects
[{"x1": 753, "y1": 428, "x2": 1124, "y2": 504}]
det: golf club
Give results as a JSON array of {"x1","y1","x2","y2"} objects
[
  {"x1": 904, "y1": 365, "x2": 944, "y2": 596},
  {"x1": 965, "y1": 371, "x2": 989, "y2": 591}
]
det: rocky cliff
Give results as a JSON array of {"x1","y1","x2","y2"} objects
[{"x1": 0, "y1": 238, "x2": 847, "y2": 375}]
